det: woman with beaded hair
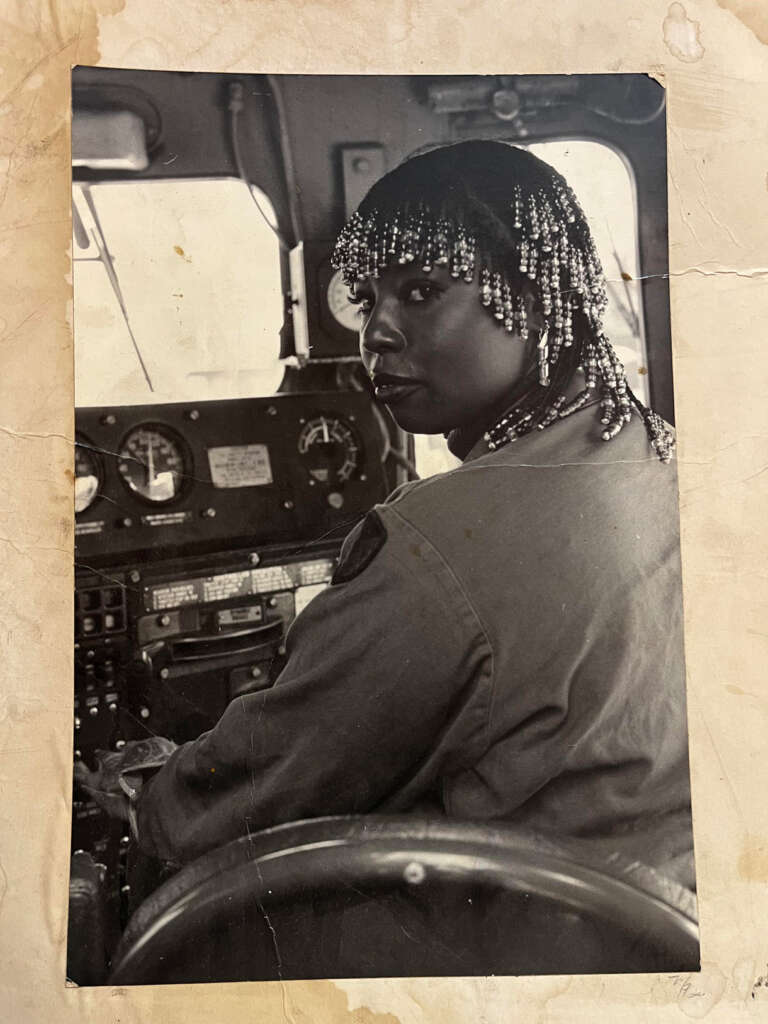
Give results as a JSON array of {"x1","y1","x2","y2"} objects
[
  {"x1": 106, "y1": 141, "x2": 695, "y2": 906},
  {"x1": 335, "y1": 139, "x2": 674, "y2": 459}
]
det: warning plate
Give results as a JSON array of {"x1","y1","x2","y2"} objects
[{"x1": 207, "y1": 444, "x2": 273, "y2": 488}]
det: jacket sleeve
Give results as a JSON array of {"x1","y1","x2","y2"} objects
[{"x1": 135, "y1": 504, "x2": 493, "y2": 863}]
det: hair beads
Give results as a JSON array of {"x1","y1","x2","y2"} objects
[{"x1": 331, "y1": 145, "x2": 675, "y2": 463}]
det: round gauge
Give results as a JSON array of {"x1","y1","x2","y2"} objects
[
  {"x1": 117, "y1": 424, "x2": 188, "y2": 504},
  {"x1": 297, "y1": 415, "x2": 361, "y2": 486},
  {"x1": 326, "y1": 269, "x2": 362, "y2": 334},
  {"x1": 74, "y1": 436, "x2": 101, "y2": 514}
]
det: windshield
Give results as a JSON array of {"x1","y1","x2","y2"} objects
[{"x1": 72, "y1": 178, "x2": 285, "y2": 408}]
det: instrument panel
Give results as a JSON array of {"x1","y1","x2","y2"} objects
[
  {"x1": 75, "y1": 392, "x2": 387, "y2": 563},
  {"x1": 72, "y1": 390, "x2": 390, "y2": 930}
]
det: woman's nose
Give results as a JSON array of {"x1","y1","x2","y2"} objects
[{"x1": 360, "y1": 301, "x2": 406, "y2": 355}]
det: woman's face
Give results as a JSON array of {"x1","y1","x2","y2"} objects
[{"x1": 353, "y1": 264, "x2": 535, "y2": 436}]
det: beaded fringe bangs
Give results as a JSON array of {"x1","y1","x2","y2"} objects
[{"x1": 331, "y1": 181, "x2": 675, "y2": 463}]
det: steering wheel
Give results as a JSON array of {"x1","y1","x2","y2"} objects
[{"x1": 110, "y1": 815, "x2": 699, "y2": 983}]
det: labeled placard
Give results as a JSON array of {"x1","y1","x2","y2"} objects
[
  {"x1": 144, "y1": 558, "x2": 336, "y2": 613},
  {"x1": 75, "y1": 520, "x2": 105, "y2": 536},
  {"x1": 207, "y1": 444, "x2": 273, "y2": 488},
  {"x1": 217, "y1": 605, "x2": 263, "y2": 627},
  {"x1": 141, "y1": 510, "x2": 193, "y2": 527}
]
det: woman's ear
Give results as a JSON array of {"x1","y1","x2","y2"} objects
[
  {"x1": 524, "y1": 289, "x2": 546, "y2": 336},
  {"x1": 519, "y1": 288, "x2": 546, "y2": 372}
]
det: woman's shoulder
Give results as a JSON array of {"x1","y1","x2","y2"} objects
[
  {"x1": 377, "y1": 412, "x2": 679, "y2": 556},
  {"x1": 379, "y1": 462, "x2": 473, "y2": 519},
  {"x1": 466, "y1": 407, "x2": 676, "y2": 471}
]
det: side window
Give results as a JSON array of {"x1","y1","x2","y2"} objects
[
  {"x1": 73, "y1": 179, "x2": 284, "y2": 407},
  {"x1": 529, "y1": 140, "x2": 648, "y2": 404},
  {"x1": 414, "y1": 139, "x2": 647, "y2": 479}
]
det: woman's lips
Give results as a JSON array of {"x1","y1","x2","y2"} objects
[{"x1": 372, "y1": 376, "x2": 424, "y2": 404}]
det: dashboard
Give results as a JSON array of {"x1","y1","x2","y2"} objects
[
  {"x1": 75, "y1": 391, "x2": 386, "y2": 562},
  {"x1": 72, "y1": 391, "x2": 389, "y2": 933}
]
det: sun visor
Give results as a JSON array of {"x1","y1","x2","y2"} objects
[{"x1": 72, "y1": 109, "x2": 150, "y2": 171}]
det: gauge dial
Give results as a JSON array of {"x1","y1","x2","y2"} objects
[
  {"x1": 118, "y1": 425, "x2": 188, "y2": 504},
  {"x1": 297, "y1": 415, "x2": 361, "y2": 486},
  {"x1": 326, "y1": 269, "x2": 362, "y2": 334},
  {"x1": 74, "y1": 436, "x2": 101, "y2": 514}
]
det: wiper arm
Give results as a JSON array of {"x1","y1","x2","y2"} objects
[{"x1": 79, "y1": 185, "x2": 154, "y2": 393}]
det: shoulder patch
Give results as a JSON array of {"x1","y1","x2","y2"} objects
[{"x1": 331, "y1": 510, "x2": 388, "y2": 585}]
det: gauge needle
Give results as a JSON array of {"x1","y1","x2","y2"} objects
[
  {"x1": 146, "y1": 439, "x2": 155, "y2": 490},
  {"x1": 321, "y1": 418, "x2": 330, "y2": 443}
]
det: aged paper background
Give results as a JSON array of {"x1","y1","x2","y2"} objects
[{"x1": 1, "y1": 1, "x2": 767, "y2": 1020}]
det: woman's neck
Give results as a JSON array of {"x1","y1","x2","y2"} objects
[
  {"x1": 446, "y1": 372, "x2": 591, "y2": 461},
  {"x1": 446, "y1": 423, "x2": 486, "y2": 461}
]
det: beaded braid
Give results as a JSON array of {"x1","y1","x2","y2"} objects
[{"x1": 331, "y1": 145, "x2": 675, "y2": 463}]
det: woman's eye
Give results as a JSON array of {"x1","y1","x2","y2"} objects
[
  {"x1": 403, "y1": 282, "x2": 439, "y2": 304},
  {"x1": 349, "y1": 295, "x2": 373, "y2": 317}
]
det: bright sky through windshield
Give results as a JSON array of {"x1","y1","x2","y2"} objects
[{"x1": 73, "y1": 178, "x2": 284, "y2": 408}]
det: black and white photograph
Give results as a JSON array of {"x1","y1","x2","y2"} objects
[{"x1": 66, "y1": 69, "x2": 699, "y2": 984}]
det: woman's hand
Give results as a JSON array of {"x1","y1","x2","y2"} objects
[
  {"x1": 73, "y1": 737, "x2": 178, "y2": 822},
  {"x1": 74, "y1": 753, "x2": 139, "y2": 821}
]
